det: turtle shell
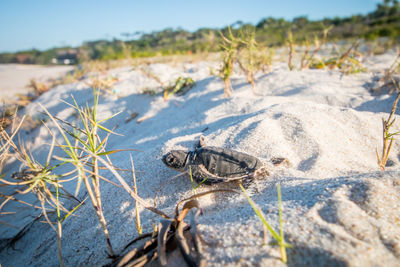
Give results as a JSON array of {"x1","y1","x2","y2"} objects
[{"x1": 190, "y1": 146, "x2": 263, "y2": 178}]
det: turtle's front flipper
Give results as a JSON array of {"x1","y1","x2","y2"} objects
[
  {"x1": 193, "y1": 135, "x2": 207, "y2": 150},
  {"x1": 190, "y1": 164, "x2": 253, "y2": 185}
]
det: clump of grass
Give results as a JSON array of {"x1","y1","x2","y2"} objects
[
  {"x1": 40, "y1": 88, "x2": 121, "y2": 257},
  {"x1": 163, "y1": 77, "x2": 195, "y2": 101},
  {"x1": 41, "y1": 88, "x2": 174, "y2": 253},
  {"x1": 239, "y1": 183, "x2": 291, "y2": 263},
  {"x1": 373, "y1": 51, "x2": 400, "y2": 93},
  {"x1": 286, "y1": 31, "x2": 295, "y2": 71},
  {"x1": 28, "y1": 79, "x2": 49, "y2": 96},
  {"x1": 258, "y1": 47, "x2": 274, "y2": 73},
  {"x1": 376, "y1": 80, "x2": 400, "y2": 170},
  {"x1": 0, "y1": 114, "x2": 82, "y2": 266},
  {"x1": 237, "y1": 29, "x2": 259, "y2": 94},
  {"x1": 1, "y1": 87, "x2": 173, "y2": 264},
  {"x1": 219, "y1": 27, "x2": 240, "y2": 96},
  {"x1": 311, "y1": 42, "x2": 366, "y2": 74},
  {"x1": 300, "y1": 25, "x2": 332, "y2": 70}
]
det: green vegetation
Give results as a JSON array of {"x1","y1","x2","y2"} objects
[
  {"x1": 239, "y1": 183, "x2": 291, "y2": 263},
  {"x1": 0, "y1": 88, "x2": 173, "y2": 265},
  {"x1": 163, "y1": 76, "x2": 195, "y2": 100},
  {"x1": 188, "y1": 166, "x2": 208, "y2": 194},
  {"x1": 1, "y1": 0, "x2": 399, "y2": 65},
  {"x1": 219, "y1": 27, "x2": 240, "y2": 96}
]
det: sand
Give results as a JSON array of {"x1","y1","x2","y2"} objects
[
  {"x1": 0, "y1": 64, "x2": 73, "y2": 101},
  {"x1": 0, "y1": 53, "x2": 399, "y2": 266}
]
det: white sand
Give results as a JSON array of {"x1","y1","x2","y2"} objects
[
  {"x1": 0, "y1": 64, "x2": 73, "y2": 101},
  {"x1": 0, "y1": 53, "x2": 399, "y2": 266}
]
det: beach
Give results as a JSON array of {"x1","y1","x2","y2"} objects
[{"x1": 0, "y1": 53, "x2": 399, "y2": 266}]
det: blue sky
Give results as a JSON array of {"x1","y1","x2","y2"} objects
[{"x1": 0, "y1": 0, "x2": 380, "y2": 53}]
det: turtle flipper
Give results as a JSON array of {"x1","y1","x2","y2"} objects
[
  {"x1": 190, "y1": 164, "x2": 254, "y2": 185},
  {"x1": 193, "y1": 135, "x2": 207, "y2": 150}
]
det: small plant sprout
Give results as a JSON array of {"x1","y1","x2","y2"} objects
[
  {"x1": 163, "y1": 77, "x2": 195, "y2": 101},
  {"x1": 130, "y1": 154, "x2": 142, "y2": 235},
  {"x1": 376, "y1": 81, "x2": 400, "y2": 170},
  {"x1": 219, "y1": 27, "x2": 240, "y2": 97},
  {"x1": 239, "y1": 183, "x2": 291, "y2": 263}
]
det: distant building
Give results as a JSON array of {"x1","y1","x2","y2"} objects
[
  {"x1": 52, "y1": 49, "x2": 78, "y2": 65},
  {"x1": 14, "y1": 54, "x2": 33, "y2": 64}
]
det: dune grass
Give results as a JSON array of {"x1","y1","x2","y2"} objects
[
  {"x1": 163, "y1": 77, "x2": 195, "y2": 101},
  {"x1": 0, "y1": 87, "x2": 165, "y2": 264},
  {"x1": 239, "y1": 183, "x2": 291, "y2": 263},
  {"x1": 219, "y1": 27, "x2": 240, "y2": 97},
  {"x1": 300, "y1": 25, "x2": 332, "y2": 70},
  {"x1": 0, "y1": 112, "x2": 83, "y2": 266},
  {"x1": 376, "y1": 85, "x2": 400, "y2": 170}
]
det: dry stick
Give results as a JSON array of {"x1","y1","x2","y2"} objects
[
  {"x1": 56, "y1": 180, "x2": 65, "y2": 267},
  {"x1": 83, "y1": 166, "x2": 114, "y2": 256},
  {"x1": 94, "y1": 152, "x2": 171, "y2": 219},
  {"x1": 82, "y1": 167, "x2": 123, "y2": 189},
  {"x1": 0, "y1": 114, "x2": 26, "y2": 155},
  {"x1": 90, "y1": 124, "x2": 114, "y2": 256},
  {"x1": 42, "y1": 183, "x2": 70, "y2": 214},
  {"x1": 130, "y1": 154, "x2": 142, "y2": 235},
  {"x1": 39, "y1": 194, "x2": 56, "y2": 232},
  {"x1": 0, "y1": 193, "x2": 47, "y2": 211}
]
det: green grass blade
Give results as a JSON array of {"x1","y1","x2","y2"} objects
[
  {"x1": 277, "y1": 183, "x2": 288, "y2": 263},
  {"x1": 39, "y1": 103, "x2": 79, "y2": 161},
  {"x1": 193, "y1": 177, "x2": 208, "y2": 190},
  {"x1": 71, "y1": 95, "x2": 95, "y2": 149},
  {"x1": 61, "y1": 197, "x2": 87, "y2": 223},
  {"x1": 97, "y1": 111, "x2": 123, "y2": 124},
  {"x1": 96, "y1": 149, "x2": 137, "y2": 156},
  {"x1": 239, "y1": 184, "x2": 282, "y2": 242},
  {"x1": 277, "y1": 183, "x2": 284, "y2": 242},
  {"x1": 96, "y1": 124, "x2": 122, "y2": 136}
]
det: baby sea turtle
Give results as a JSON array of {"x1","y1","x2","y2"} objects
[{"x1": 162, "y1": 136, "x2": 280, "y2": 185}]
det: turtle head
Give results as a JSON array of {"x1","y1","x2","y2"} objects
[{"x1": 162, "y1": 150, "x2": 189, "y2": 171}]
